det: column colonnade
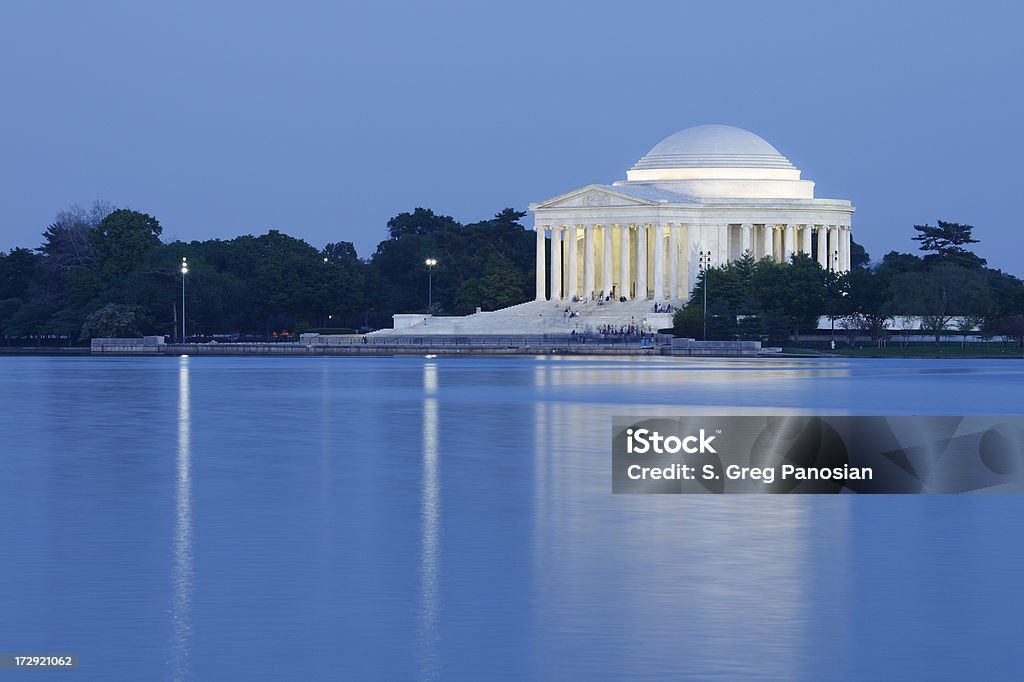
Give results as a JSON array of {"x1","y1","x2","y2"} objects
[{"x1": 534, "y1": 220, "x2": 851, "y2": 301}]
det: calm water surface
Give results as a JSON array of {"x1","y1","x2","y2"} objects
[{"x1": 1, "y1": 356, "x2": 1023, "y2": 680}]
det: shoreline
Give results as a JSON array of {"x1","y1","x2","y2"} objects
[{"x1": 1, "y1": 345, "x2": 1021, "y2": 359}]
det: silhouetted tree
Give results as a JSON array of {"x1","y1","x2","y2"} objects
[
  {"x1": 386, "y1": 207, "x2": 459, "y2": 239},
  {"x1": 39, "y1": 200, "x2": 113, "y2": 270},
  {"x1": 912, "y1": 220, "x2": 986, "y2": 268}
]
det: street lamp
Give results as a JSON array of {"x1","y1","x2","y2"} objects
[
  {"x1": 322, "y1": 256, "x2": 330, "y2": 325},
  {"x1": 827, "y1": 248, "x2": 835, "y2": 346},
  {"x1": 180, "y1": 257, "x2": 188, "y2": 341},
  {"x1": 699, "y1": 250, "x2": 712, "y2": 340},
  {"x1": 425, "y1": 258, "x2": 437, "y2": 309}
]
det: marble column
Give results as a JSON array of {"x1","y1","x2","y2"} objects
[
  {"x1": 535, "y1": 227, "x2": 545, "y2": 300},
  {"x1": 763, "y1": 224, "x2": 774, "y2": 261},
  {"x1": 829, "y1": 225, "x2": 840, "y2": 272},
  {"x1": 741, "y1": 223, "x2": 752, "y2": 256},
  {"x1": 816, "y1": 226, "x2": 827, "y2": 268},
  {"x1": 718, "y1": 224, "x2": 729, "y2": 266},
  {"x1": 566, "y1": 225, "x2": 578, "y2": 299},
  {"x1": 549, "y1": 226, "x2": 561, "y2": 301},
  {"x1": 842, "y1": 226, "x2": 852, "y2": 272},
  {"x1": 652, "y1": 223, "x2": 665, "y2": 300},
  {"x1": 783, "y1": 224, "x2": 795, "y2": 262},
  {"x1": 636, "y1": 224, "x2": 648, "y2": 299},
  {"x1": 801, "y1": 224, "x2": 813, "y2": 255},
  {"x1": 619, "y1": 224, "x2": 630, "y2": 300},
  {"x1": 603, "y1": 225, "x2": 613, "y2": 298},
  {"x1": 583, "y1": 225, "x2": 595, "y2": 300},
  {"x1": 668, "y1": 224, "x2": 680, "y2": 299}
]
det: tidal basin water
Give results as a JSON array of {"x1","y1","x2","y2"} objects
[{"x1": 1, "y1": 355, "x2": 1023, "y2": 680}]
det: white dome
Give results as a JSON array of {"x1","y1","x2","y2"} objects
[{"x1": 631, "y1": 124, "x2": 795, "y2": 171}]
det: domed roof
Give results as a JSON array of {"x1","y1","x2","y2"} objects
[{"x1": 631, "y1": 124, "x2": 795, "y2": 171}]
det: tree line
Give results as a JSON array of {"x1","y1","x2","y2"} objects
[
  {"x1": 0, "y1": 203, "x2": 536, "y2": 342},
  {"x1": 672, "y1": 221, "x2": 1024, "y2": 347},
  {"x1": 3, "y1": 204, "x2": 1021, "y2": 347}
]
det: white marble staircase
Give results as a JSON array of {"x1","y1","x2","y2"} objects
[{"x1": 373, "y1": 298, "x2": 681, "y2": 336}]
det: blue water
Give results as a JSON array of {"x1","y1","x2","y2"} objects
[{"x1": 1, "y1": 356, "x2": 1023, "y2": 680}]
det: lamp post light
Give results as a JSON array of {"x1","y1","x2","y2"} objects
[
  {"x1": 180, "y1": 257, "x2": 188, "y2": 341},
  {"x1": 699, "y1": 250, "x2": 712, "y2": 341},
  {"x1": 425, "y1": 258, "x2": 437, "y2": 309},
  {"x1": 823, "y1": 246, "x2": 839, "y2": 346},
  {"x1": 322, "y1": 257, "x2": 330, "y2": 325}
]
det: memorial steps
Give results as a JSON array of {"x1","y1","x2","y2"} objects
[{"x1": 371, "y1": 298, "x2": 680, "y2": 336}]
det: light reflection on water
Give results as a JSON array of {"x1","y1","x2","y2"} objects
[
  {"x1": 418, "y1": 362, "x2": 440, "y2": 680},
  {"x1": 0, "y1": 355, "x2": 1021, "y2": 680},
  {"x1": 171, "y1": 356, "x2": 192, "y2": 681}
]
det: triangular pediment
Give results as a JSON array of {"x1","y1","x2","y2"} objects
[{"x1": 532, "y1": 184, "x2": 659, "y2": 210}]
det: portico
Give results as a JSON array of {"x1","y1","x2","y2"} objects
[{"x1": 529, "y1": 125, "x2": 855, "y2": 302}]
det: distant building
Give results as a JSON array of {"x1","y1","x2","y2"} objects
[{"x1": 529, "y1": 124, "x2": 855, "y2": 302}]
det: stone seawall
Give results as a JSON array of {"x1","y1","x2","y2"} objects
[
  {"x1": 94, "y1": 342, "x2": 664, "y2": 356},
  {"x1": 88, "y1": 335, "x2": 762, "y2": 357}
]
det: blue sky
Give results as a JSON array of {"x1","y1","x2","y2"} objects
[{"x1": 1, "y1": 1, "x2": 1021, "y2": 273}]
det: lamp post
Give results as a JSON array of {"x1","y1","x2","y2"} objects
[
  {"x1": 699, "y1": 250, "x2": 712, "y2": 340},
  {"x1": 827, "y1": 246, "x2": 835, "y2": 346},
  {"x1": 180, "y1": 257, "x2": 188, "y2": 341},
  {"x1": 322, "y1": 256, "x2": 329, "y2": 325},
  {"x1": 425, "y1": 258, "x2": 437, "y2": 309}
]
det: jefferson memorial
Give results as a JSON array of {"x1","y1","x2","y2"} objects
[
  {"x1": 530, "y1": 124, "x2": 854, "y2": 303},
  {"x1": 384, "y1": 124, "x2": 853, "y2": 335}
]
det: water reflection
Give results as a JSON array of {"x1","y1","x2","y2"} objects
[
  {"x1": 1, "y1": 355, "x2": 1017, "y2": 678},
  {"x1": 539, "y1": 356, "x2": 855, "y2": 388},
  {"x1": 418, "y1": 362, "x2": 440, "y2": 679},
  {"x1": 171, "y1": 356, "x2": 193, "y2": 680},
  {"x1": 528, "y1": 377, "x2": 852, "y2": 678}
]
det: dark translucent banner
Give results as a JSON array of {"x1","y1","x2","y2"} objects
[{"x1": 612, "y1": 416, "x2": 1024, "y2": 494}]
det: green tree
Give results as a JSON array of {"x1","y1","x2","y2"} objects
[
  {"x1": 92, "y1": 209, "x2": 163, "y2": 278},
  {"x1": 79, "y1": 303, "x2": 150, "y2": 340},
  {"x1": 985, "y1": 270, "x2": 1024, "y2": 319},
  {"x1": 751, "y1": 254, "x2": 828, "y2": 341},
  {"x1": 671, "y1": 304, "x2": 704, "y2": 339},
  {"x1": 891, "y1": 263, "x2": 991, "y2": 346},
  {"x1": 370, "y1": 232, "x2": 437, "y2": 314},
  {"x1": 246, "y1": 230, "x2": 329, "y2": 332},
  {"x1": 845, "y1": 267, "x2": 890, "y2": 342},
  {"x1": 849, "y1": 239, "x2": 871, "y2": 270},
  {"x1": 386, "y1": 207, "x2": 459, "y2": 240},
  {"x1": 679, "y1": 253, "x2": 760, "y2": 340},
  {"x1": 3, "y1": 299, "x2": 57, "y2": 337},
  {"x1": 454, "y1": 256, "x2": 527, "y2": 312},
  {"x1": 367, "y1": 207, "x2": 532, "y2": 317},
  {"x1": 323, "y1": 241, "x2": 359, "y2": 263},
  {"x1": 0, "y1": 298, "x2": 23, "y2": 339},
  {"x1": 878, "y1": 250, "x2": 922, "y2": 275},
  {"x1": 0, "y1": 248, "x2": 42, "y2": 300},
  {"x1": 317, "y1": 244, "x2": 367, "y2": 327}
]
